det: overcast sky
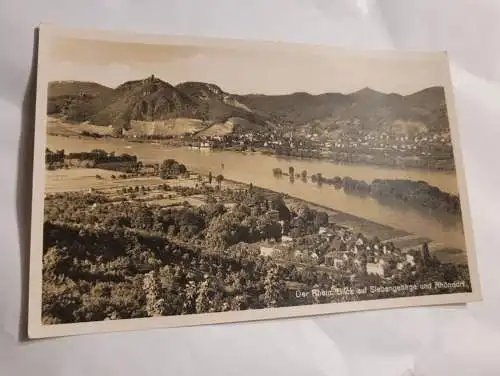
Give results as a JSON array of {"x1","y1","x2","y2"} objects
[{"x1": 47, "y1": 36, "x2": 450, "y2": 95}]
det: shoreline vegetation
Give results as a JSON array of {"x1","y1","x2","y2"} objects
[
  {"x1": 271, "y1": 167, "x2": 462, "y2": 217},
  {"x1": 42, "y1": 147, "x2": 471, "y2": 324}
]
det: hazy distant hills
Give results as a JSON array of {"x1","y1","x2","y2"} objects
[
  {"x1": 47, "y1": 76, "x2": 450, "y2": 137},
  {"x1": 234, "y1": 86, "x2": 449, "y2": 134},
  {"x1": 47, "y1": 81, "x2": 113, "y2": 98}
]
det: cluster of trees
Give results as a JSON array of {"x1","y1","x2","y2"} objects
[
  {"x1": 42, "y1": 202, "x2": 298, "y2": 323},
  {"x1": 81, "y1": 131, "x2": 104, "y2": 139},
  {"x1": 44, "y1": 189, "x2": 292, "y2": 252},
  {"x1": 159, "y1": 159, "x2": 187, "y2": 179},
  {"x1": 45, "y1": 148, "x2": 140, "y2": 171},
  {"x1": 47, "y1": 93, "x2": 96, "y2": 121},
  {"x1": 342, "y1": 177, "x2": 371, "y2": 195},
  {"x1": 370, "y1": 179, "x2": 461, "y2": 215},
  {"x1": 272, "y1": 168, "x2": 283, "y2": 177},
  {"x1": 289, "y1": 205, "x2": 329, "y2": 238},
  {"x1": 66, "y1": 149, "x2": 138, "y2": 163},
  {"x1": 207, "y1": 172, "x2": 225, "y2": 188},
  {"x1": 271, "y1": 167, "x2": 307, "y2": 183},
  {"x1": 45, "y1": 148, "x2": 65, "y2": 163},
  {"x1": 325, "y1": 150, "x2": 455, "y2": 171},
  {"x1": 272, "y1": 167, "x2": 462, "y2": 215}
]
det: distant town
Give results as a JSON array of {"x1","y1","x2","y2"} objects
[{"x1": 109, "y1": 126, "x2": 455, "y2": 171}]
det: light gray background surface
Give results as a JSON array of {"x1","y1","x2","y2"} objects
[{"x1": 1, "y1": 1, "x2": 499, "y2": 375}]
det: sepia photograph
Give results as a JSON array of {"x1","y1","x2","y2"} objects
[{"x1": 28, "y1": 24, "x2": 481, "y2": 338}]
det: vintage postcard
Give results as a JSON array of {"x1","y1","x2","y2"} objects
[{"x1": 28, "y1": 24, "x2": 481, "y2": 338}]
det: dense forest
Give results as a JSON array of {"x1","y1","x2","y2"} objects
[{"x1": 42, "y1": 182, "x2": 471, "y2": 324}]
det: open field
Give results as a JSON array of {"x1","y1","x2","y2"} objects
[
  {"x1": 45, "y1": 169, "x2": 213, "y2": 214},
  {"x1": 44, "y1": 168, "x2": 209, "y2": 193},
  {"x1": 47, "y1": 116, "x2": 210, "y2": 139},
  {"x1": 125, "y1": 118, "x2": 206, "y2": 137},
  {"x1": 45, "y1": 168, "x2": 163, "y2": 193}
]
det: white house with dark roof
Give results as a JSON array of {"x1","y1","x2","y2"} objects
[
  {"x1": 260, "y1": 246, "x2": 277, "y2": 257},
  {"x1": 366, "y1": 262, "x2": 385, "y2": 277},
  {"x1": 406, "y1": 254, "x2": 416, "y2": 266}
]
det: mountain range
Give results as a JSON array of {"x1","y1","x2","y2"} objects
[{"x1": 46, "y1": 75, "x2": 450, "y2": 138}]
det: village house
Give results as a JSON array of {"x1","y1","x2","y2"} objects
[
  {"x1": 382, "y1": 244, "x2": 390, "y2": 255},
  {"x1": 406, "y1": 254, "x2": 416, "y2": 267},
  {"x1": 351, "y1": 245, "x2": 360, "y2": 255},
  {"x1": 333, "y1": 258, "x2": 344, "y2": 269},
  {"x1": 324, "y1": 251, "x2": 336, "y2": 266},
  {"x1": 325, "y1": 251, "x2": 345, "y2": 269},
  {"x1": 330, "y1": 238, "x2": 343, "y2": 252},
  {"x1": 366, "y1": 262, "x2": 385, "y2": 277},
  {"x1": 260, "y1": 246, "x2": 277, "y2": 257},
  {"x1": 278, "y1": 220, "x2": 285, "y2": 230},
  {"x1": 353, "y1": 258, "x2": 366, "y2": 272},
  {"x1": 318, "y1": 226, "x2": 335, "y2": 240},
  {"x1": 378, "y1": 256, "x2": 394, "y2": 270},
  {"x1": 294, "y1": 250, "x2": 305, "y2": 261},
  {"x1": 141, "y1": 164, "x2": 157, "y2": 174},
  {"x1": 267, "y1": 209, "x2": 280, "y2": 221},
  {"x1": 345, "y1": 238, "x2": 358, "y2": 253}
]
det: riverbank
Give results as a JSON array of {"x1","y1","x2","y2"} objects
[
  {"x1": 189, "y1": 174, "x2": 464, "y2": 263},
  {"x1": 43, "y1": 162, "x2": 467, "y2": 265},
  {"x1": 43, "y1": 166, "x2": 413, "y2": 243},
  {"x1": 222, "y1": 177, "x2": 408, "y2": 240},
  {"x1": 132, "y1": 138, "x2": 456, "y2": 172},
  {"x1": 45, "y1": 134, "x2": 465, "y2": 251},
  {"x1": 47, "y1": 126, "x2": 456, "y2": 173},
  {"x1": 231, "y1": 178, "x2": 466, "y2": 264}
]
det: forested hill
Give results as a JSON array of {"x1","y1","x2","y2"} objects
[{"x1": 47, "y1": 76, "x2": 450, "y2": 135}]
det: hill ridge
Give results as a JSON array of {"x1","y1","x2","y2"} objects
[
  {"x1": 47, "y1": 77, "x2": 450, "y2": 136},
  {"x1": 47, "y1": 78, "x2": 445, "y2": 99}
]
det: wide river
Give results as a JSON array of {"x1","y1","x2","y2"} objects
[{"x1": 47, "y1": 136, "x2": 467, "y2": 250}]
